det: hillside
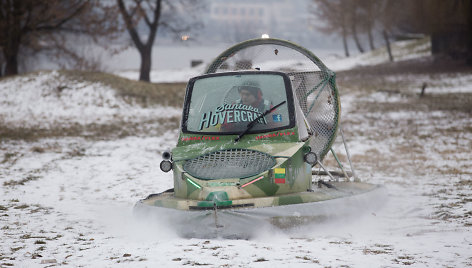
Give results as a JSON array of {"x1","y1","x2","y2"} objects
[{"x1": 0, "y1": 70, "x2": 186, "y2": 140}]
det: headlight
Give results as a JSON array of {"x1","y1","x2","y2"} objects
[
  {"x1": 304, "y1": 152, "x2": 318, "y2": 166},
  {"x1": 160, "y1": 160, "x2": 173, "y2": 172}
]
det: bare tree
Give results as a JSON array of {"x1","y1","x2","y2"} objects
[
  {"x1": 375, "y1": 0, "x2": 472, "y2": 63},
  {"x1": 358, "y1": 0, "x2": 380, "y2": 50},
  {"x1": 311, "y1": 0, "x2": 351, "y2": 57},
  {"x1": 377, "y1": 0, "x2": 398, "y2": 62},
  {"x1": 0, "y1": 50, "x2": 5, "y2": 76},
  {"x1": 117, "y1": 0, "x2": 204, "y2": 82},
  {"x1": 0, "y1": 0, "x2": 122, "y2": 76},
  {"x1": 313, "y1": 0, "x2": 472, "y2": 64},
  {"x1": 347, "y1": 0, "x2": 365, "y2": 53}
]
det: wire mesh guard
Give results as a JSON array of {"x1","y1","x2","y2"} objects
[
  {"x1": 183, "y1": 149, "x2": 276, "y2": 180},
  {"x1": 205, "y1": 39, "x2": 340, "y2": 160}
]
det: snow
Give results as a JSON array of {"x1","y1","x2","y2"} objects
[
  {"x1": 0, "y1": 71, "x2": 181, "y2": 129},
  {"x1": 116, "y1": 64, "x2": 206, "y2": 83},
  {"x1": 1, "y1": 41, "x2": 472, "y2": 267},
  {"x1": 323, "y1": 38, "x2": 432, "y2": 72},
  {"x1": 2, "y1": 119, "x2": 471, "y2": 266}
]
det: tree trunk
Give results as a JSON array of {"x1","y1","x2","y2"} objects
[
  {"x1": 340, "y1": 9, "x2": 350, "y2": 58},
  {"x1": 117, "y1": 0, "x2": 162, "y2": 83},
  {"x1": 367, "y1": 25, "x2": 375, "y2": 50},
  {"x1": 3, "y1": 39, "x2": 21, "y2": 76},
  {"x1": 342, "y1": 26, "x2": 350, "y2": 57},
  {"x1": 366, "y1": 1, "x2": 375, "y2": 51},
  {"x1": 468, "y1": 0, "x2": 472, "y2": 65},
  {"x1": 139, "y1": 46, "x2": 152, "y2": 82},
  {"x1": 383, "y1": 29, "x2": 394, "y2": 62},
  {"x1": 5, "y1": 53, "x2": 19, "y2": 76},
  {"x1": 351, "y1": 23, "x2": 365, "y2": 53}
]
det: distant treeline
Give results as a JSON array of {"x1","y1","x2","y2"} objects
[{"x1": 311, "y1": 0, "x2": 472, "y2": 63}]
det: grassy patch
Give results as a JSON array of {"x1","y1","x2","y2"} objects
[
  {"x1": 296, "y1": 256, "x2": 320, "y2": 263},
  {"x1": 1, "y1": 152, "x2": 18, "y2": 164},
  {"x1": 363, "y1": 248, "x2": 391, "y2": 255},
  {"x1": 354, "y1": 93, "x2": 472, "y2": 115},
  {"x1": 29, "y1": 204, "x2": 52, "y2": 214},
  {"x1": 456, "y1": 180, "x2": 472, "y2": 187},
  {"x1": 3, "y1": 175, "x2": 40, "y2": 186},
  {"x1": 59, "y1": 70, "x2": 187, "y2": 107},
  {"x1": 31, "y1": 146, "x2": 45, "y2": 153},
  {"x1": 1, "y1": 70, "x2": 185, "y2": 140},
  {"x1": 0, "y1": 117, "x2": 180, "y2": 141},
  {"x1": 10, "y1": 246, "x2": 23, "y2": 252},
  {"x1": 393, "y1": 255, "x2": 415, "y2": 265},
  {"x1": 13, "y1": 204, "x2": 29, "y2": 209},
  {"x1": 416, "y1": 93, "x2": 472, "y2": 113}
]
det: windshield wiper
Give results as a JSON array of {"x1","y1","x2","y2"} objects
[{"x1": 235, "y1": 101, "x2": 286, "y2": 142}]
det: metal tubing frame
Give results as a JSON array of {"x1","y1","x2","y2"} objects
[
  {"x1": 330, "y1": 148, "x2": 351, "y2": 182},
  {"x1": 339, "y1": 124, "x2": 359, "y2": 182},
  {"x1": 316, "y1": 160, "x2": 337, "y2": 181}
]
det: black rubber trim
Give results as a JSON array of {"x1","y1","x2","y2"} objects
[{"x1": 143, "y1": 188, "x2": 174, "y2": 200}]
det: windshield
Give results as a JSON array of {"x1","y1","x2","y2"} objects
[{"x1": 182, "y1": 72, "x2": 294, "y2": 134}]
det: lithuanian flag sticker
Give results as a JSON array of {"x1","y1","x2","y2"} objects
[{"x1": 274, "y1": 168, "x2": 286, "y2": 184}]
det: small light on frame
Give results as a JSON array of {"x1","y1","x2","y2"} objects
[
  {"x1": 160, "y1": 160, "x2": 173, "y2": 172},
  {"x1": 304, "y1": 152, "x2": 318, "y2": 166},
  {"x1": 261, "y1": 34, "x2": 269, "y2": 39}
]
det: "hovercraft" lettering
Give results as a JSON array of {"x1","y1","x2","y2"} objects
[{"x1": 199, "y1": 104, "x2": 267, "y2": 130}]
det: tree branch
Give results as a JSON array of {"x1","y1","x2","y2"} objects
[
  {"x1": 135, "y1": 0, "x2": 152, "y2": 27},
  {"x1": 146, "y1": 0, "x2": 161, "y2": 47},
  {"x1": 117, "y1": 0, "x2": 144, "y2": 51},
  {"x1": 22, "y1": 1, "x2": 88, "y2": 34}
]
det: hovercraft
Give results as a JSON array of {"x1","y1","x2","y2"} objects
[{"x1": 134, "y1": 38, "x2": 383, "y2": 238}]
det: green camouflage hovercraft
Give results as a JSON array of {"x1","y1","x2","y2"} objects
[{"x1": 134, "y1": 38, "x2": 384, "y2": 238}]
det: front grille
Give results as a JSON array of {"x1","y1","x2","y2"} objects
[{"x1": 183, "y1": 149, "x2": 275, "y2": 180}]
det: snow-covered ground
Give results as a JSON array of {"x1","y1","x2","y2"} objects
[
  {"x1": 324, "y1": 38, "x2": 432, "y2": 72},
  {"x1": 116, "y1": 64, "x2": 207, "y2": 84},
  {"x1": 0, "y1": 71, "x2": 180, "y2": 130},
  {"x1": 1, "y1": 40, "x2": 472, "y2": 267}
]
